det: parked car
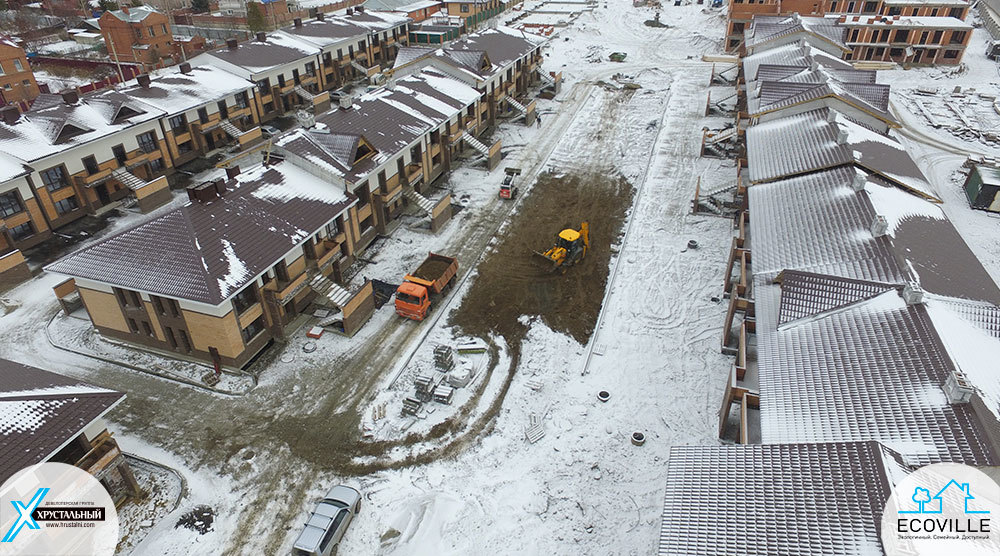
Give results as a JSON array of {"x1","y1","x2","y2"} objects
[
  {"x1": 292, "y1": 485, "x2": 361, "y2": 556},
  {"x1": 261, "y1": 125, "x2": 281, "y2": 137}
]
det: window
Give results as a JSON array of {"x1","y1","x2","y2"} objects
[
  {"x1": 135, "y1": 28, "x2": 142, "y2": 38},
  {"x1": 21, "y1": 80, "x2": 28, "y2": 87},
  {"x1": 137, "y1": 131, "x2": 157, "y2": 154},
  {"x1": 148, "y1": 26, "x2": 155, "y2": 37},
  {"x1": 894, "y1": 29, "x2": 910, "y2": 43},
  {"x1": 197, "y1": 107, "x2": 209, "y2": 123},
  {"x1": 931, "y1": 8, "x2": 938, "y2": 16},
  {"x1": 82, "y1": 155, "x2": 99, "y2": 175},
  {"x1": 325, "y1": 220, "x2": 341, "y2": 237},
  {"x1": 127, "y1": 318, "x2": 138, "y2": 332},
  {"x1": 141, "y1": 320, "x2": 154, "y2": 336},
  {"x1": 177, "y1": 141, "x2": 193, "y2": 153},
  {"x1": 149, "y1": 158, "x2": 164, "y2": 173},
  {"x1": 217, "y1": 101, "x2": 228, "y2": 120},
  {"x1": 161, "y1": 23, "x2": 167, "y2": 34},
  {"x1": 461, "y1": 4, "x2": 469, "y2": 12},
  {"x1": 13, "y1": 59, "x2": 23, "y2": 72},
  {"x1": 169, "y1": 114, "x2": 187, "y2": 131},
  {"x1": 0, "y1": 62, "x2": 4, "y2": 76},
  {"x1": 830, "y1": 1, "x2": 837, "y2": 10},
  {"x1": 240, "y1": 315, "x2": 265, "y2": 344},
  {"x1": 256, "y1": 78, "x2": 271, "y2": 95},
  {"x1": 165, "y1": 326, "x2": 177, "y2": 348},
  {"x1": 52, "y1": 195, "x2": 80, "y2": 216},
  {"x1": 277, "y1": 74, "x2": 285, "y2": 87},
  {"x1": 128, "y1": 290, "x2": 141, "y2": 306},
  {"x1": 235, "y1": 91, "x2": 249, "y2": 109},
  {"x1": 0, "y1": 191, "x2": 23, "y2": 217},
  {"x1": 40, "y1": 165, "x2": 69, "y2": 192},
  {"x1": 850, "y1": 28, "x2": 860, "y2": 42},
  {"x1": 152, "y1": 296, "x2": 165, "y2": 315},
  {"x1": 950, "y1": 31, "x2": 967, "y2": 45},
  {"x1": 112, "y1": 144, "x2": 127, "y2": 165},
  {"x1": 933, "y1": 30, "x2": 943, "y2": 43},
  {"x1": 337, "y1": 48, "x2": 343, "y2": 60},
  {"x1": 358, "y1": 40, "x2": 366, "y2": 51},
  {"x1": 232, "y1": 284, "x2": 258, "y2": 314},
  {"x1": 273, "y1": 260, "x2": 290, "y2": 282},
  {"x1": 944, "y1": 49, "x2": 960, "y2": 58},
  {"x1": 887, "y1": 6, "x2": 900, "y2": 15},
  {"x1": 356, "y1": 184, "x2": 370, "y2": 208},
  {"x1": 863, "y1": 1, "x2": 876, "y2": 12},
  {"x1": 9, "y1": 221, "x2": 33, "y2": 240},
  {"x1": 178, "y1": 329, "x2": 191, "y2": 352},
  {"x1": 305, "y1": 62, "x2": 315, "y2": 76}
]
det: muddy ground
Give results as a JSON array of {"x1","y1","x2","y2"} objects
[{"x1": 452, "y1": 171, "x2": 634, "y2": 347}]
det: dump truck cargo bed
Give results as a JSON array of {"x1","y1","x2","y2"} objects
[{"x1": 404, "y1": 252, "x2": 458, "y2": 294}]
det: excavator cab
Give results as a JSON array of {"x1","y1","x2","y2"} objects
[{"x1": 534, "y1": 222, "x2": 589, "y2": 271}]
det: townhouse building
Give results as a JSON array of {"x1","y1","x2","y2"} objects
[
  {"x1": 336, "y1": 6, "x2": 412, "y2": 68},
  {"x1": 0, "y1": 38, "x2": 40, "y2": 106},
  {"x1": 279, "y1": 13, "x2": 387, "y2": 89},
  {"x1": 119, "y1": 63, "x2": 263, "y2": 167},
  {"x1": 0, "y1": 358, "x2": 141, "y2": 507},
  {"x1": 190, "y1": 32, "x2": 330, "y2": 123},
  {"x1": 363, "y1": 0, "x2": 444, "y2": 23},
  {"x1": 47, "y1": 161, "x2": 362, "y2": 369},
  {"x1": 392, "y1": 26, "x2": 548, "y2": 128},
  {"x1": 727, "y1": 0, "x2": 973, "y2": 63},
  {"x1": 275, "y1": 67, "x2": 490, "y2": 249},
  {"x1": 0, "y1": 90, "x2": 173, "y2": 234},
  {"x1": 0, "y1": 154, "x2": 43, "y2": 286}
]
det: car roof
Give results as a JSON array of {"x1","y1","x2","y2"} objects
[{"x1": 324, "y1": 485, "x2": 361, "y2": 505}]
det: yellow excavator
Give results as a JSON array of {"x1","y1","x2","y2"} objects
[{"x1": 534, "y1": 222, "x2": 589, "y2": 272}]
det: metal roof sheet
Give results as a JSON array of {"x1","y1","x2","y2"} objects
[{"x1": 659, "y1": 441, "x2": 902, "y2": 556}]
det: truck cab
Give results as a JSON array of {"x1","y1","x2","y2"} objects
[{"x1": 395, "y1": 281, "x2": 430, "y2": 320}]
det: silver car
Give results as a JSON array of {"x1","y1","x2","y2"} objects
[{"x1": 292, "y1": 485, "x2": 362, "y2": 556}]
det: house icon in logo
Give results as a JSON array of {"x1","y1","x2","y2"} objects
[{"x1": 900, "y1": 480, "x2": 991, "y2": 515}]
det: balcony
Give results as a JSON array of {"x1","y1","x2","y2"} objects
[
  {"x1": 405, "y1": 163, "x2": 423, "y2": 185},
  {"x1": 75, "y1": 431, "x2": 123, "y2": 478},
  {"x1": 268, "y1": 271, "x2": 309, "y2": 305},
  {"x1": 314, "y1": 236, "x2": 345, "y2": 270}
]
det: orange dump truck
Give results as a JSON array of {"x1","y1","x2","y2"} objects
[{"x1": 395, "y1": 253, "x2": 458, "y2": 321}]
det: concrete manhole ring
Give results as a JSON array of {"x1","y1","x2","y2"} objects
[
  {"x1": 631, "y1": 432, "x2": 646, "y2": 446},
  {"x1": 280, "y1": 353, "x2": 294, "y2": 364},
  {"x1": 597, "y1": 390, "x2": 611, "y2": 403},
  {"x1": 687, "y1": 240, "x2": 699, "y2": 250},
  {"x1": 303, "y1": 341, "x2": 317, "y2": 353}
]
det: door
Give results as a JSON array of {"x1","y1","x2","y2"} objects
[
  {"x1": 96, "y1": 184, "x2": 111, "y2": 206},
  {"x1": 206, "y1": 132, "x2": 216, "y2": 151}
]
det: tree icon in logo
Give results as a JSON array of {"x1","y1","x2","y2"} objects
[{"x1": 912, "y1": 487, "x2": 932, "y2": 513}]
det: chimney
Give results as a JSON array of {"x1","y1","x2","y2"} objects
[
  {"x1": 213, "y1": 178, "x2": 227, "y2": 197},
  {"x1": 870, "y1": 214, "x2": 888, "y2": 237},
  {"x1": 357, "y1": 5, "x2": 364, "y2": 12},
  {"x1": 809, "y1": 59, "x2": 819, "y2": 72},
  {"x1": 294, "y1": 17, "x2": 302, "y2": 27},
  {"x1": 256, "y1": 32, "x2": 266, "y2": 42},
  {"x1": 835, "y1": 127, "x2": 849, "y2": 145},
  {"x1": 121, "y1": 5, "x2": 129, "y2": 14},
  {"x1": 902, "y1": 281, "x2": 924, "y2": 305},
  {"x1": 850, "y1": 169, "x2": 867, "y2": 191},
  {"x1": 317, "y1": 12, "x2": 325, "y2": 20},
  {"x1": 943, "y1": 369, "x2": 974, "y2": 405},
  {"x1": 346, "y1": 7, "x2": 354, "y2": 14},
  {"x1": 61, "y1": 90, "x2": 79, "y2": 105},
  {"x1": 225, "y1": 165, "x2": 241, "y2": 180},
  {"x1": 227, "y1": 38, "x2": 238, "y2": 49},
  {"x1": 186, "y1": 181, "x2": 220, "y2": 203},
  {"x1": 838, "y1": 15, "x2": 846, "y2": 23},
  {"x1": 180, "y1": 62, "x2": 192, "y2": 74},
  {"x1": 0, "y1": 105, "x2": 19, "y2": 125},
  {"x1": 38, "y1": 83, "x2": 50, "y2": 94},
  {"x1": 339, "y1": 94, "x2": 353, "y2": 109},
  {"x1": 137, "y1": 73, "x2": 151, "y2": 88}
]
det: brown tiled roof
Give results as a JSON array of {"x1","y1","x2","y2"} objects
[
  {"x1": 777, "y1": 270, "x2": 896, "y2": 326},
  {"x1": 45, "y1": 162, "x2": 355, "y2": 305},
  {"x1": 0, "y1": 358, "x2": 124, "y2": 485}
]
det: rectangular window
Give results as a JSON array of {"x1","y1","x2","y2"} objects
[
  {"x1": 0, "y1": 62, "x2": 5, "y2": 76},
  {"x1": 325, "y1": 220, "x2": 341, "y2": 237},
  {"x1": 256, "y1": 78, "x2": 270, "y2": 95},
  {"x1": 197, "y1": 107, "x2": 209, "y2": 123},
  {"x1": 128, "y1": 290, "x2": 141, "y2": 306},
  {"x1": 944, "y1": 49, "x2": 959, "y2": 58},
  {"x1": 235, "y1": 91, "x2": 249, "y2": 109},
  {"x1": 850, "y1": 28, "x2": 859, "y2": 41},
  {"x1": 141, "y1": 320, "x2": 153, "y2": 336},
  {"x1": 82, "y1": 155, "x2": 99, "y2": 175},
  {"x1": 148, "y1": 26, "x2": 155, "y2": 37},
  {"x1": 169, "y1": 114, "x2": 187, "y2": 131},
  {"x1": 152, "y1": 296, "x2": 165, "y2": 315},
  {"x1": 273, "y1": 260, "x2": 289, "y2": 283},
  {"x1": 112, "y1": 144, "x2": 127, "y2": 165},
  {"x1": 950, "y1": 31, "x2": 967, "y2": 45},
  {"x1": 356, "y1": 184, "x2": 371, "y2": 208},
  {"x1": 894, "y1": 29, "x2": 910, "y2": 43},
  {"x1": 887, "y1": 6, "x2": 900, "y2": 15},
  {"x1": 178, "y1": 329, "x2": 191, "y2": 352},
  {"x1": 13, "y1": 59, "x2": 23, "y2": 72},
  {"x1": 240, "y1": 315, "x2": 265, "y2": 344},
  {"x1": 40, "y1": 165, "x2": 69, "y2": 192},
  {"x1": 165, "y1": 326, "x2": 177, "y2": 348},
  {"x1": 232, "y1": 284, "x2": 258, "y2": 314},
  {"x1": 358, "y1": 40, "x2": 365, "y2": 51},
  {"x1": 933, "y1": 30, "x2": 943, "y2": 43},
  {"x1": 9, "y1": 221, "x2": 33, "y2": 240},
  {"x1": 863, "y1": 1, "x2": 876, "y2": 12},
  {"x1": 277, "y1": 74, "x2": 285, "y2": 87},
  {"x1": 149, "y1": 158, "x2": 164, "y2": 173},
  {"x1": 53, "y1": 196, "x2": 78, "y2": 215},
  {"x1": 949, "y1": 7, "x2": 962, "y2": 18},
  {"x1": 127, "y1": 317, "x2": 138, "y2": 332},
  {"x1": 137, "y1": 131, "x2": 157, "y2": 154},
  {"x1": 161, "y1": 23, "x2": 167, "y2": 34},
  {"x1": 0, "y1": 191, "x2": 23, "y2": 217},
  {"x1": 461, "y1": 4, "x2": 469, "y2": 12},
  {"x1": 177, "y1": 141, "x2": 193, "y2": 153},
  {"x1": 217, "y1": 101, "x2": 228, "y2": 120},
  {"x1": 305, "y1": 62, "x2": 315, "y2": 76}
]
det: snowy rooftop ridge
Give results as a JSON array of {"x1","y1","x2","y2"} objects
[{"x1": 117, "y1": 65, "x2": 257, "y2": 117}]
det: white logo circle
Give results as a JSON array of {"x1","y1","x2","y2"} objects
[
  {"x1": 0, "y1": 462, "x2": 119, "y2": 556},
  {"x1": 882, "y1": 462, "x2": 1000, "y2": 555}
]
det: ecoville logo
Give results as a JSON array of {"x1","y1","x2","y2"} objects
[
  {"x1": 1, "y1": 487, "x2": 49, "y2": 543},
  {"x1": 900, "y1": 480, "x2": 991, "y2": 515}
]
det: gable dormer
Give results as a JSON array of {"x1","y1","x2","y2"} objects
[
  {"x1": 54, "y1": 122, "x2": 92, "y2": 144},
  {"x1": 354, "y1": 135, "x2": 376, "y2": 164},
  {"x1": 113, "y1": 104, "x2": 145, "y2": 124}
]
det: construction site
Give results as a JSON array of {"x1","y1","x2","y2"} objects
[{"x1": 8, "y1": 0, "x2": 1000, "y2": 551}]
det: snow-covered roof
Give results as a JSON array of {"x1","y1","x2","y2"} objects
[
  {"x1": 118, "y1": 65, "x2": 256, "y2": 117},
  {"x1": 0, "y1": 90, "x2": 164, "y2": 164},
  {"x1": 748, "y1": 166, "x2": 1000, "y2": 303},
  {"x1": 393, "y1": 26, "x2": 545, "y2": 81},
  {"x1": 659, "y1": 441, "x2": 906, "y2": 555},
  {"x1": 755, "y1": 273, "x2": 1000, "y2": 466},
  {"x1": 745, "y1": 107, "x2": 937, "y2": 200},
  {"x1": 279, "y1": 68, "x2": 479, "y2": 183},
  {"x1": 741, "y1": 41, "x2": 855, "y2": 85},
  {"x1": 0, "y1": 358, "x2": 124, "y2": 486},
  {"x1": 744, "y1": 14, "x2": 849, "y2": 53},
  {"x1": 841, "y1": 15, "x2": 972, "y2": 29},
  {"x1": 192, "y1": 32, "x2": 321, "y2": 77},
  {"x1": 105, "y1": 6, "x2": 161, "y2": 23},
  {"x1": 46, "y1": 162, "x2": 355, "y2": 306},
  {"x1": 280, "y1": 18, "x2": 370, "y2": 49},
  {"x1": 0, "y1": 152, "x2": 30, "y2": 184}
]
